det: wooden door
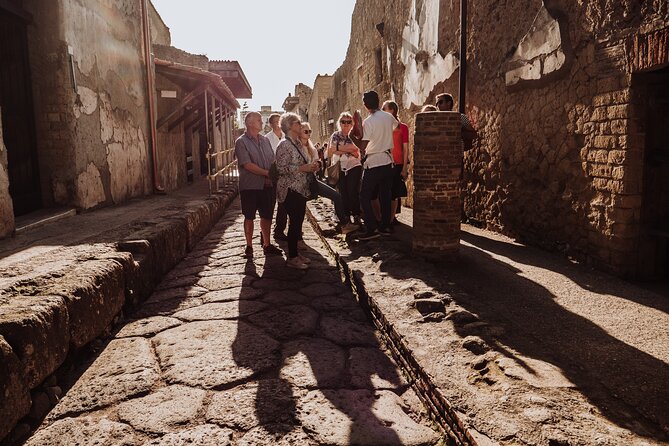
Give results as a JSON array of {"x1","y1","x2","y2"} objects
[{"x1": 0, "y1": 8, "x2": 41, "y2": 215}]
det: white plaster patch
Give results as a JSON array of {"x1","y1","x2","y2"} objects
[
  {"x1": 401, "y1": 0, "x2": 458, "y2": 108},
  {"x1": 99, "y1": 92, "x2": 115, "y2": 144},
  {"x1": 505, "y1": 5, "x2": 566, "y2": 87},
  {"x1": 74, "y1": 86, "x2": 98, "y2": 119},
  {"x1": 106, "y1": 130, "x2": 148, "y2": 204},
  {"x1": 75, "y1": 162, "x2": 106, "y2": 209}
]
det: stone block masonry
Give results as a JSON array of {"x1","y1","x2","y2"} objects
[
  {"x1": 412, "y1": 112, "x2": 462, "y2": 260},
  {"x1": 0, "y1": 184, "x2": 238, "y2": 443}
]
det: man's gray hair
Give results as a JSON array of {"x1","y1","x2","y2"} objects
[
  {"x1": 280, "y1": 112, "x2": 300, "y2": 134},
  {"x1": 244, "y1": 111, "x2": 261, "y2": 128}
]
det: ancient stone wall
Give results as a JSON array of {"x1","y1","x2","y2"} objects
[
  {"x1": 22, "y1": 0, "x2": 154, "y2": 210},
  {"x1": 0, "y1": 109, "x2": 14, "y2": 238},
  {"x1": 307, "y1": 75, "x2": 334, "y2": 144},
  {"x1": 317, "y1": 0, "x2": 669, "y2": 277},
  {"x1": 149, "y1": 1, "x2": 171, "y2": 46}
]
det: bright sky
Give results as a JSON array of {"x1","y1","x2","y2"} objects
[{"x1": 152, "y1": 0, "x2": 356, "y2": 112}]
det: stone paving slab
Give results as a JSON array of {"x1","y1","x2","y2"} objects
[
  {"x1": 0, "y1": 183, "x2": 238, "y2": 441},
  {"x1": 307, "y1": 199, "x2": 669, "y2": 446},
  {"x1": 22, "y1": 200, "x2": 441, "y2": 445}
]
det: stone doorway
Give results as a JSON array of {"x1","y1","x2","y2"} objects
[
  {"x1": 0, "y1": 6, "x2": 41, "y2": 216},
  {"x1": 636, "y1": 66, "x2": 669, "y2": 279}
]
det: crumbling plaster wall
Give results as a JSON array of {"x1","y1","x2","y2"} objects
[
  {"x1": 0, "y1": 110, "x2": 14, "y2": 238},
  {"x1": 307, "y1": 75, "x2": 334, "y2": 144},
  {"x1": 24, "y1": 0, "x2": 153, "y2": 210},
  {"x1": 325, "y1": 0, "x2": 668, "y2": 275}
]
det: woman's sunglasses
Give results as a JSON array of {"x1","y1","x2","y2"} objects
[
  {"x1": 340, "y1": 120, "x2": 352, "y2": 124},
  {"x1": 303, "y1": 130, "x2": 312, "y2": 134}
]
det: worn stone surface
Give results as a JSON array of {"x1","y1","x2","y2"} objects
[
  {"x1": 22, "y1": 201, "x2": 438, "y2": 445},
  {"x1": 280, "y1": 338, "x2": 347, "y2": 388},
  {"x1": 50, "y1": 338, "x2": 160, "y2": 418},
  {"x1": 297, "y1": 389, "x2": 440, "y2": 446},
  {"x1": 172, "y1": 301, "x2": 268, "y2": 321},
  {"x1": 153, "y1": 320, "x2": 280, "y2": 389},
  {"x1": 349, "y1": 348, "x2": 408, "y2": 390},
  {"x1": 308, "y1": 200, "x2": 669, "y2": 445},
  {"x1": 0, "y1": 295, "x2": 69, "y2": 388},
  {"x1": 0, "y1": 337, "x2": 31, "y2": 440},
  {"x1": 206, "y1": 379, "x2": 296, "y2": 430},
  {"x1": 320, "y1": 315, "x2": 379, "y2": 347},
  {"x1": 142, "y1": 424, "x2": 233, "y2": 446},
  {"x1": 247, "y1": 305, "x2": 319, "y2": 340},
  {"x1": 117, "y1": 385, "x2": 206, "y2": 434},
  {"x1": 115, "y1": 316, "x2": 182, "y2": 338},
  {"x1": 24, "y1": 417, "x2": 139, "y2": 446},
  {"x1": 236, "y1": 424, "x2": 318, "y2": 446}
]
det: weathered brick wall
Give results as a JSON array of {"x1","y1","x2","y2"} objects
[
  {"x1": 312, "y1": 0, "x2": 668, "y2": 277},
  {"x1": 413, "y1": 111, "x2": 462, "y2": 259}
]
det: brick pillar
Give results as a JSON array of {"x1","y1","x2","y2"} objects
[{"x1": 412, "y1": 111, "x2": 461, "y2": 260}]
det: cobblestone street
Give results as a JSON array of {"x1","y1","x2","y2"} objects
[{"x1": 23, "y1": 200, "x2": 440, "y2": 446}]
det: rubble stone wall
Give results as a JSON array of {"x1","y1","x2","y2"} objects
[
  {"x1": 22, "y1": 0, "x2": 156, "y2": 210},
  {"x1": 318, "y1": 0, "x2": 669, "y2": 276}
]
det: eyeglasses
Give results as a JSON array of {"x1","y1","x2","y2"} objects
[
  {"x1": 340, "y1": 120, "x2": 352, "y2": 124},
  {"x1": 303, "y1": 130, "x2": 312, "y2": 134}
]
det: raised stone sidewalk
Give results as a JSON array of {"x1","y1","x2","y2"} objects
[
  {"x1": 20, "y1": 200, "x2": 440, "y2": 445},
  {"x1": 0, "y1": 182, "x2": 237, "y2": 443},
  {"x1": 307, "y1": 199, "x2": 669, "y2": 446}
]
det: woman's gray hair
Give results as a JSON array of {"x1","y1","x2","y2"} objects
[
  {"x1": 280, "y1": 112, "x2": 301, "y2": 134},
  {"x1": 336, "y1": 111, "x2": 353, "y2": 132}
]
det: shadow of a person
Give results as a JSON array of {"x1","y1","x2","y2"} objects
[{"x1": 232, "y1": 236, "x2": 407, "y2": 444}]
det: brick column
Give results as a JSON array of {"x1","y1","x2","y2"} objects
[{"x1": 412, "y1": 111, "x2": 462, "y2": 260}]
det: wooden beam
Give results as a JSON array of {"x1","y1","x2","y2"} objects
[
  {"x1": 167, "y1": 101, "x2": 200, "y2": 132},
  {"x1": 156, "y1": 84, "x2": 206, "y2": 129}
]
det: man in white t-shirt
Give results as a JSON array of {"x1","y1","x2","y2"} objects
[
  {"x1": 349, "y1": 90, "x2": 397, "y2": 240},
  {"x1": 264, "y1": 113, "x2": 284, "y2": 153}
]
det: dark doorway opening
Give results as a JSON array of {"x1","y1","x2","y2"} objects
[
  {"x1": 636, "y1": 66, "x2": 669, "y2": 279},
  {"x1": 0, "y1": 7, "x2": 41, "y2": 216}
]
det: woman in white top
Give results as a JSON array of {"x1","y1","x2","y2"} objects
[{"x1": 328, "y1": 112, "x2": 362, "y2": 226}]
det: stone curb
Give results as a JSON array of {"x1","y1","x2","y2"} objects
[
  {"x1": 305, "y1": 206, "x2": 477, "y2": 446},
  {"x1": 0, "y1": 185, "x2": 238, "y2": 442}
]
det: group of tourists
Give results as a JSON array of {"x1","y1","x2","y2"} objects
[{"x1": 234, "y1": 89, "x2": 475, "y2": 270}]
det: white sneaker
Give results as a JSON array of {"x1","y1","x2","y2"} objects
[{"x1": 286, "y1": 257, "x2": 309, "y2": 269}]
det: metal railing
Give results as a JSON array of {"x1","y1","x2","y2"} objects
[{"x1": 207, "y1": 146, "x2": 238, "y2": 194}]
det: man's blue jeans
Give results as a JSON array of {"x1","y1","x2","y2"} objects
[{"x1": 359, "y1": 163, "x2": 393, "y2": 232}]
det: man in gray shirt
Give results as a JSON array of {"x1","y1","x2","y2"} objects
[{"x1": 235, "y1": 111, "x2": 282, "y2": 257}]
